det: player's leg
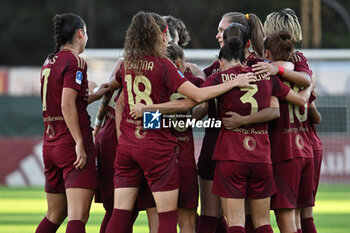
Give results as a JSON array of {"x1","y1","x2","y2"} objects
[
  {"x1": 152, "y1": 189, "x2": 179, "y2": 233},
  {"x1": 274, "y1": 209, "x2": 297, "y2": 233},
  {"x1": 178, "y1": 208, "x2": 197, "y2": 233},
  {"x1": 36, "y1": 145, "x2": 67, "y2": 233},
  {"x1": 66, "y1": 188, "x2": 95, "y2": 233},
  {"x1": 106, "y1": 187, "x2": 140, "y2": 233},
  {"x1": 249, "y1": 198, "x2": 273, "y2": 233},
  {"x1": 221, "y1": 197, "x2": 245, "y2": 233},
  {"x1": 146, "y1": 207, "x2": 159, "y2": 233},
  {"x1": 36, "y1": 193, "x2": 67, "y2": 233}
]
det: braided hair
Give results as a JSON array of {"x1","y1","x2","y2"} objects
[{"x1": 48, "y1": 13, "x2": 85, "y2": 59}]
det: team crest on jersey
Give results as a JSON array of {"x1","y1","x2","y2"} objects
[
  {"x1": 76, "y1": 71, "x2": 83, "y2": 84},
  {"x1": 178, "y1": 70, "x2": 185, "y2": 78}
]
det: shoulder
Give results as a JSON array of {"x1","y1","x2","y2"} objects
[
  {"x1": 61, "y1": 51, "x2": 87, "y2": 70},
  {"x1": 291, "y1": 51, "x2": 308, "y2": 63}
]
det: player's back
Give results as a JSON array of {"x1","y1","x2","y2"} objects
[
  {"x1": 203, "y1": 65, "x2": 289, "y2": 163},
  {"x1": 41, "y1": 50, "x2": 90, "y2": 145}
]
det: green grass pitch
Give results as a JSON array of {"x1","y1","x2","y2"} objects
[{"x1": 0, "y1": 185, "x2": 349, "y2": 232}]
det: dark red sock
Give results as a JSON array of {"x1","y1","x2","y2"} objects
[
  {"x1": 105, "y1": 209, "x2": 133, "y2": 233},
  {"x1": 196, "y1": 215, "x2": 219, "y2": 233},
  {"x1": 216, "y1": 216, "x2": 228, "y2": 233},
  {"x1": 245, "y1": 215, "x2": 255, "y2": 233},
  {"x1": 158, "y1": 210, "x2": 178, "y2": 233},
  {"x1": 255, "y1": 224, "x2": 273, "y2": 233},
  {"x1": 66, "y1": 220, "x2": 85, "y2": 233},
  {"x1": 298, "y1": 229, "x2": 303, "y2": 233},
  {"x1": 35, "y1": 216, "x2": 59, "y2": 233},
  {"x1": 100, "y1": 210, "x2": 112, "y2": 233},
  {"x1": 301, "y1": 218, "x2": 317, "y2": 233},
  {"x1": 129, "y1": 210, "x2": 139, "y2": 231},
  {"x1": 228, "y1": 226, "x2": 245, "y2": 233}
]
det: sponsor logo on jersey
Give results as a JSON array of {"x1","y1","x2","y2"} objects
[
  {"x1": 143, "y1": 110, "x2": 161, "y2": 129},
  {"x1": 76, "y1": 71, "x2": 83, "y2": 84}
]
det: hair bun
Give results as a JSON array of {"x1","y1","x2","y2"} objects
[
  {"x1": 227, "y1": 36, "x2": 242, "y2": 50},
  {"x1": 279, "y1": 30, "x2": 291, "y2": 40}
]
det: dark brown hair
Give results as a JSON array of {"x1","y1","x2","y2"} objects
[
  {"x1": 123, "y1": 11, "x2": 167, "y2": 70},
  {"x1": 264, "y1": 31, "x2": 294, "y2": 61},
  {"x1": 166, "y1": 43, "x2": 184, "y2": 63},
  {"x1": 49, "y1": 13, "x2": 85, "y2": 59}
]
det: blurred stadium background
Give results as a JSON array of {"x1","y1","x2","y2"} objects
[{"x1": 0, "y1": 0, "x2": 350, "y2": 232}]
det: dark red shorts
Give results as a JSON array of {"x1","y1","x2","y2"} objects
[
  {"x1": 94, "y1": 130, "x2": 117, "y2": 211},
  {"x1": 313, "y1": 150, "x2": 323, "y2": 200},
  {"x1": 43, "y1": 141, "x2": 98, "y2": 193},
  {"x1": 271, "y1": 157, "x2": 314, "y2": 209},
  {"x1": 178, "y1": 166, "x2": 199, "y2": 209},
  {"x1": 212, "y1": 160, "x2": 276, "y2": 199},
  {"x1": 114, "y1": 144, "x2": 179, "y2": 192},
  {"x1": 197, "y1": 130, "x2": 219, "y2": 180}
]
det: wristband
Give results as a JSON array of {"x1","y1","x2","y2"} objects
[
  {"x1": 278, "y1": 66, "x2": 285, "y2": 76},
  {"x1": 94, "y1": 118, "x2": 102, "y2": 126}
]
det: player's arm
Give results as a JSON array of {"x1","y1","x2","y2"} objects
[
  {"x1": 93, "y1": 61, "x2": 123, "y2": 136},
  {"x1": 284, "y1": 81, "x2": 314, "y2": 106},
  {"x1": 177, "y1": 72, "x2": 256, "y2": 103},
  {"x1": 61, "y1": 88, "x2": 86, "y2": 169},
  {"x1": 185, "y1": 62, "x2": 206, "y2": 80},
  {"x1": 115, "y1": 91, "x2": 124, "y2": 140},
  {"x1": 252, "y1": 61, "x2": 311, "y2": 87},
  {"x1": 192, "y1": 102, "x2": 209, "y2": 120},
  {"x1": 222, "y1": 96, "x2": 280, "y2": 130},
  {"x1": 130, "y1": 73, "x2": 255, "y2": 118},
  {"x1": 309, "y1": 101, "x2": 322, "y2": 124},
  {"x1": 88, "y1": 83, "x2": 110, "y2": 104}
]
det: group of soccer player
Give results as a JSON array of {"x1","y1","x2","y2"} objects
[{"x1": 36, "y1": 7, "x2": 322, "y2": 233}]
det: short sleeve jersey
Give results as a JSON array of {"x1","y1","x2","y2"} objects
[
  {"x1": 40, "y1": 50, "x2": 91, "y2": 145},
  {"x1": 170, "y1": 71, "x2": 203, "y2": 167},
  {"x1": 307, "y1": 93, "x2": 323, "y2": 151},
  {"x1": 96, "y1": 90, "x2": 120, "y2": 146},
  {"x1": 115, "y1": 56, "x2": 187, "y2": 148},
  {"x1": 201, "y1": 65, "x2": 290, "y2": 163},
  {"x1": 244, "y1": 52, "x2": 264, "y2": 67},
  {"x1": 269, "y1": 52, "x2": 314, "y2": 162}
]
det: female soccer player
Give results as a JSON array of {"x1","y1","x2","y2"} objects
[
  {"x1": 36, "y1": 13, "x2": 108, "y2": 233},
  {"x1": 252, "y1": 9, "x2": 315, "y2": 233},
  {"x1": 196, "y1": 12, "x2": 266, "y2": 233},
  {"x1": 104, "y1": 11, "x2": 255, "y2": 233},
  {"x1": 206, "y1": 34, "x2": 312, "y2": 233}
]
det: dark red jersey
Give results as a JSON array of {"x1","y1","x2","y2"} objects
[
  {"x1": 269, "y1": 52, "x2": 314, "y2": 162},
  {"x1": 41, "y1": 50, "x2": 91, "y2": 145},
  {"x1": 170, "y1": 72, "x2": 203, "y2": 167},
  {"x1": 244, "y1": 52, "x2": 264, "y2": 67},
  {"x1": 202, "y1": 65, "x2": 290, "y2": 163},
  {"x1": 307, "y1": 93, "x2": 323, "y2": 151},
  {"x1": 115, "y1": 56, "x2": 187, "y2": 148},
  {"x1": 291, "y1": 51, "x2": 313, "y2": 77}
]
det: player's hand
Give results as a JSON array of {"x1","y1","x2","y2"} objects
[
  {"x1": 73, "y1": 141, "x2": 87, "y2": 169},
  {"x1": 222, "y1": 111, "x2": 244, "y2": 130},
  {"x1": 93, "y1": 124, "x2": 101, "y2": 141},
  {"x1": 130, "y1": 103, "x2": 146, "y2": 119},
  {"x1": 95, "y1": 83, "x2": 110, "y2": 99},
  {"x1": 234, "y1": 72, "x2": 256, "y2": 89},
  {"x1": 252, "y1": 62, "x2": 278, "y2": 76}
]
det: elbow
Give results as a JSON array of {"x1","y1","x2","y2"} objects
[
  {"x1": 272, "y1": 108, "x2": 280, "y2": 119},
  {"x1": 61, "y1": 102, "x2": 74, "y2": 115}
]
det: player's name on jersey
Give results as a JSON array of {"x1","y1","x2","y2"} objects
[
  {"x1": 231, "y1": 128, "x2": 268, "y2": 135},
  {"x1": 221, "y1": 73, "x2": 270, "y2": 83},
  {"x1": 125, "y1": 60, "x2": 154, "y2": 71},
  {"x1": 163, "y1": 118, "x2": 222, "y2": 129},
  {"x1": 176, "y1": 136, "x2": 190, "y2": 141},
  {"x1": 43, "y1": 116, "x2": 64, "y2": 122},
  {"x1": 126, "y1": 118, "x2": 142, "y2": 125},
  {"x1": 283, "y1": 126, "x2": 309, "y2": 134}
]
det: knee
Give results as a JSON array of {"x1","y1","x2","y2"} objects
[{"x1": 46, "y1": 208, "x2": 67, "y2": 225}]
